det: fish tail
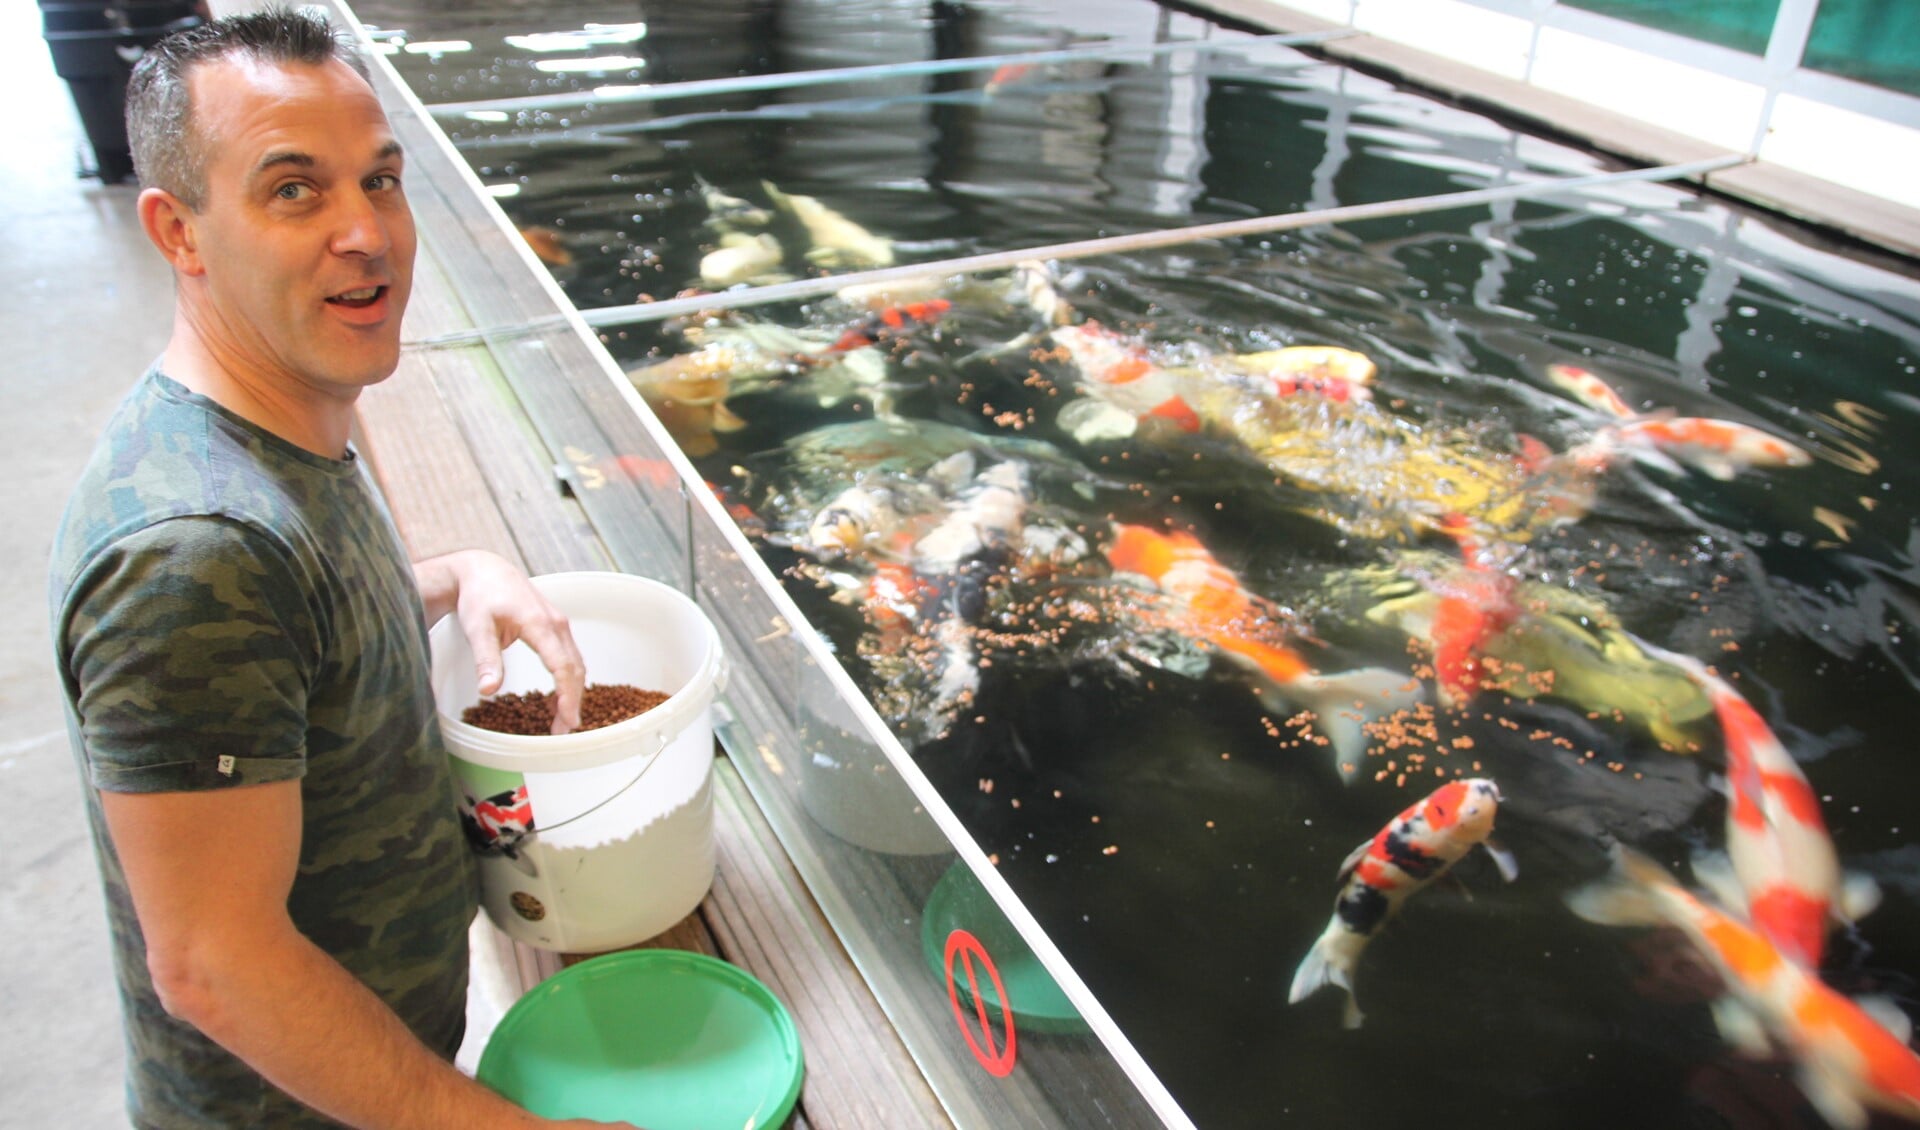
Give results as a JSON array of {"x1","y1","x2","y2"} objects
[
  {"x1": 1288, "y1": 921, "x2": 1367, "y2": 1027},
  {"x1": 1280, "y1": 667, "x2": 1424, "y2": 782}
]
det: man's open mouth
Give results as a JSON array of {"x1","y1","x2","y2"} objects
[{"x1": 326, "y1": 286, "x2": 386, "y2": 309}]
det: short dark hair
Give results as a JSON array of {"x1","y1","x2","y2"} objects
[{"x1": 125, "y1": 7, "x2": 370, "y2": 210}]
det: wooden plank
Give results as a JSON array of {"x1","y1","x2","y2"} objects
[
  {"x1": 356, "y1": 353, "x2": 521, "y2": 566},
  {"x1": 702, "y1": 761, "x2": 954, "y2": 1130}
]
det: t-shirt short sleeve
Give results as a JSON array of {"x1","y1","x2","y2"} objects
[{"x1": 61, "y1": 515, "x2": 319, "y2": 794}]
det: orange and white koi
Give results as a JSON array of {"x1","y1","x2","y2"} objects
[
  {"x1": 1105, "y1": 524, "x2": 1419, "y2": 777},
  {"x1": 1599, "y1": 416, "x2": 1814, "y2": 482},
  {"x1": 1568, "y1": 848, "x2": 1920, "y2": 1130},
  {"x1": 1549, "y1": 364, "x2": 1811, "y2": 481},
  {"x1": 1639, "y1": 644, "x2": 1879, "y2": 968},
  {"x1": 1289, "y1": 778, "x2": 1516, "y2": 1028},
  {"x1": 819, "y1": 298, "x2": 953, "y2": 357},
  {"x1": 1547, "y1": 362, "x2": 1636, "y2": 419},
  {"x1": 1051, "y1": 322, "x2": 1203, "y2": 441}
]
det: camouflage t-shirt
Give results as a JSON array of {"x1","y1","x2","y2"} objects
[{"x1": 48, "y1": 369, "x2": 480, "y2": 1129}]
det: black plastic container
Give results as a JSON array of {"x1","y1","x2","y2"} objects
[{"x1": 40, "y1": 2, "x2": 202, "y2": 182}]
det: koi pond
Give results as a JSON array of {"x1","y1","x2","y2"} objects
[{"x1": 352, "y1": 0, "x2": 1920, "y2": 1126}]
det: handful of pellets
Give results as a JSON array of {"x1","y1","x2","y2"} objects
[{"x1": 463, "y1": 683, "x2": 669, "y2": 735}]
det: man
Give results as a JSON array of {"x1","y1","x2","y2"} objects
[{"x1": 49, "y1": 9, "x2": 628, "y2": 1127}]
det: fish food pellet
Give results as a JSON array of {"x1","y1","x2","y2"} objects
[{"x1": 462, "y1": 683, "x2": 670, "y2": 735}]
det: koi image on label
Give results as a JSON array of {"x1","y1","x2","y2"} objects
[{"x1": 460, "y1": 785, "x2": 536, "y2": 857}]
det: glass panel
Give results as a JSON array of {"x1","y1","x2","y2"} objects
[
  {"x1": 350, "y1": 0, "x2": 1920, "y2": 1126},
  {"x1": 1558, "y1": 0, "x2": 1780, "y2": 56},
  {"x1": 1804, "y1": 0, "x2": 1920, "y2": 97}
]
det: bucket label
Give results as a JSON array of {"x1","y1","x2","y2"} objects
[{"x1": 461, "y1": 783, "x2": 537, "y2": 857}]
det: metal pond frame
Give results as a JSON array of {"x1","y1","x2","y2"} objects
[
  {"x1": 327, "y1": 0, "x2": 1758, "y2": 1123},
  {"x1": 1258, "y1": 0, "x2": 1920, "y2": 210}
]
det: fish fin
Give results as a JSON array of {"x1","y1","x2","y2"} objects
[
  {"x1": 1798, "y1": 1065, "x2": 1870, "y2": 1130},
  {"x1": 1335, "y1": 839, "x2": 1372, "y2": 885},
  {"x1": 1058, "y1": 397, "x2": 1139, "y2": 443},
  {"x1": 1565, "y1": 873, "x2": 1665, "y2": 928},
  {"x1": 1691, "y1": 454, "x2": 1741, "y2": 481},
  {"x1": 1856, "y1": 994, "x2": 1913, "y2": 1045},
  {"x1": 1483, "y1": 838, "x2": 1520, "y2": 883},
  {"x1": 1282, "y1": 667, "x2": 1424, "y2": 783},
  {"x1": 926, "y1": 451, "x2": 978, "y2": 493},
  {"x1": 953, "y1": 331, "x2": 1037, "y2": 367},
  {"x1": 1838, "y1": 873, "x2": 1883, "y2": 924},
  {"x1": 1342, "y1": 994, "x2": 1366, "y2": 1030},
  {"x1": 710, "y1": 403, "x2": 750, "y2": 433},
  {"x1": 1688, "y1": 848, "x2": 1748, "y2": 915},
  {"x1": 1710, "y1": 998, "x2": 1774, "y2": 1058}
]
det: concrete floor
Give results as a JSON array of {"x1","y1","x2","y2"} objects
[{"x1": 3, "y1": 3, "x2": 176, "y2": 1125}]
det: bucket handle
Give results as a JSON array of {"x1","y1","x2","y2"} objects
[{"x1": 476, "y1": 730, "x2": 672, "y2": 858}]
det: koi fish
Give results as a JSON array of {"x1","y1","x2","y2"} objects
[
  {"x1": 1106, "y1": 524, "x2": 1419, "y2": 777},
  {"x1": 517, "y1": 225, "x2": 572, "y2": 267},
  {"x1": 699, "y1": 231, "x2": 791, "y2": 288},
  {"x1": 1051, "y1": 322, "x2": 1202, "y2": 441},
  {"x1": 1547, "y1": 362, "x2": 1636, "y2": 419},
  {"x1": 911, "y1": 461, "x2": 1027, "y2": 575},
  {"x1": 1425, "y1": 514, "x2": 1520, "y2": 708},
  {"x1": 625, "y1": 345, "x2": 747, "y2": 457},
  {"x1": 983, "y1": 61, "x2": 1033, "y2": 95},
  {"x1": 1354, "y1": 560, "x2": 1714, "y2": 750},
  {"x1": 1568, "y1": 848, "x2": 1920, "y2": 1130},
  {"x1": 1549, "y1": 365, "x2": 1812, "y2": 480},
  {"x1": 1228, "y1": 346, "x2": 1376, "y2": 403},
  {"x1": 1639, "y1": 644, "x2": 1880, "y2": 968},
  {"x1": 1289, "y1": 778, "x2": 1516, "y2": 1028},
  {"x1": 694, "y1": 174, "x2": 773, "y2": 231},
  {"x1": 1601, "y1": 416, "x2": 1814, "y2": 481},
  {"x1": 1011, "y1": 259, "x2": 1076, "y2": 328},
  {"x1": 763, "y1": 180, "x2": 896, "y2": 269},
  {"x1": 820, "y1": 299, "x2": 953, "y2": 357}
]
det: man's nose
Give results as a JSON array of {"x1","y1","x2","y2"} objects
[{"x1": 331, "y1": 189, "x2": 392, "y2": 258}]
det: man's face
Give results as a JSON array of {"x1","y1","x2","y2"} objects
[{"x1": 182, "y1": 56, "x2": 415, "y2": 397}]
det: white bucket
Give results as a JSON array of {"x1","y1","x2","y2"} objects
[{"x1": 429, "y1": 572, "x2": 725, "y2": 953}]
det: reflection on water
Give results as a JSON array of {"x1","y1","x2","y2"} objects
[{"x1": 359, "y1": 0, "x2": 1920, "y2": 1125}]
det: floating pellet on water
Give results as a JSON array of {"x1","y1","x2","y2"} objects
[
  {"x1": 979, "y1": 778, "x2": 995, "y2": 794},
  {"x1": 1091, "y1": 815, "x2": 1101, "y2": 824},
  {"x1": 1102, "y1": 845, "x2": 1119, "y2": 856}
]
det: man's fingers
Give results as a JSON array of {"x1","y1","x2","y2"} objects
[
  {"x1": 518, "y1": 618, "x2": 586, "y2": 735},
  {"x1": 462, "y1": 611, "x2": 507, "y2": 696}
]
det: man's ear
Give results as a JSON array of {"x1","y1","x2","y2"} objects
[{"x1": 138, "y1": 187, "x2": 205, "y2": 277}]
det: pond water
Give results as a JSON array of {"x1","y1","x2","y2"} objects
[{"x1": 357, "y1": 0, "x2": 1920, "y2": 1126}]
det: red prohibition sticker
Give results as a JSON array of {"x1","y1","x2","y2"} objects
[{"x1": 944, "y1": 929, "x2": 1018, "y2": 1077}]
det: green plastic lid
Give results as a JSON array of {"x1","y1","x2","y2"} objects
[
  {"x1": 920, "y1": 862, "x2": 1089, "y2": 1035},
  {"x1": 477, "y1": 949, "x2": 803, "y2": 1129}
]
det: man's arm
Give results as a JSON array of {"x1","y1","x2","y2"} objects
[
  {"x1": 100, "y1": 781, "x2": 626, "y2": 1130},
  {"x1": 413, "y1": 550, "x2": 585, "y2": 733}
]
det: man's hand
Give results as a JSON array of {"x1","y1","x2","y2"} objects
[{"x1": 414, "y1": 550, "x2": 587, "y2": 734}]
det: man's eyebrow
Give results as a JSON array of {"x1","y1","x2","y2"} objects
[
  {"x1": 254, "y1": 149, "x2": 316, "y2": 177},
  {"x1": 250, "y1": 141, "x2": 403, "y2": 180}
]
